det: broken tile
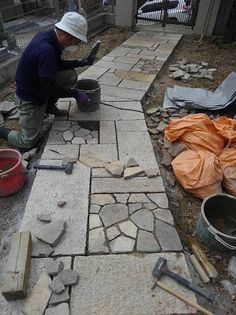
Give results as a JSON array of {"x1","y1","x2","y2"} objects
[
  {"x1": 105, "y1": 160, "x2": 125, "y2": 177},
  {"x1": 46, "y1": 260, "x2": 64, "y2": 277},
  {"x1": 32, "y1": 241, "x2": 54, "y2": 257},
  {"x1": 58, "y1": 269, "x2": 79, "y2": 286},
  {"x1": 127, "y1": 157, "x2": 139, "y2": 167},
  {"x1": 100, "y1": 204, "x2": 128, "y2": 227},
  {"x1": 124, "y1": 167, "x2": 144, "y2": 179},
  {"x1": 36, "y1": 219, "x2": 66, "y2": 247}
]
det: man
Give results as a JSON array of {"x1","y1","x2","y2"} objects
[{"x1": 0, "y1": 12, "x2": 94, "y2": 150}]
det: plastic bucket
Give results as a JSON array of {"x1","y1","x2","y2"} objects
[
  {"x1": 196, "y1": 193, "x2": 236, "y2": 250},
  {"x1": 75, "y1": 79, "x2": 101, "y2": 112},
  {"x1": 0, "y1": 148, "x2": 26, "y2": 196}
]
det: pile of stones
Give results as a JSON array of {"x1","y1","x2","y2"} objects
[
  {"x1": 169, "y1": 59, "x2": 217, "y2": 82},
  {"x1": 0, "y1": 101, "x2": 19, "y2": 125}
]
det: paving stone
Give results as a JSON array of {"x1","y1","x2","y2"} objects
[
  {"x1": 88, "y1": 227, "x2": 108, "y2": 253},
  {"x1": 106, "y1": 226, "x2": 120, "y2": 241},
  {"x1": 128, "y1": 203, "x2": 142, "y2": 214},
  {"x1": 46, "y1": 260, "x2": 64, "y2": 277},
  {"x1": 62, "y1": 130, "x2": 74, "y2": 141},
  {"x1": 74, "y1": 128, "x2": 90, "y2": 137},
  {"x1": 86, "y1": 138, "x2": 98, "y2": 144},
  {"x1": 49, "y1": 288, "x2": 69, "y2": 306},
  {"x1": 147, "y1": 193, "x2": 169, "y2": 208},
  {"x1": 123, "y1": 37, "x2": 156, "y2": 48},
  {"x1": 124, "y1": 166, "x2": 144, "y2": 179},
  {"x1": 80, "y1": 144, "x2": 117, "y2": 168},
  {"x1": 127, "y1": 157, "x2": 139, "y2": 167},
  {"x1": 37, "y1": 213, "x2": 52, "y2": 223},
  {"x1": 71, "y1": 253, "x2": 197, "y2": 315},
  {"x1": 118, "y1": 80, "x2": 150, "y2": 91},
  {"x1": 92, "y1": 168, "x2": 113, "y2": 178},
  {"x1": 58, "y1": 269, "x2": 79, "y2": 286},
  {"x1": 45, "y1": 303, "x2": 70, "y2": 315},
  {"x1": 114, "y1": 56, "x2": 140, "y2": 65},
  {"x1": 157, "y1": 121, "x2": 167, "y2": 132},
  {"x1": 49, "y1": 276, "x2": 65, "y2": 294},
  {"x1": 105, "y1": 160, "x2": 125, "y2": 177},
  {"x1": 24, "y1": 271, "x2": 52, "y2": 315},
  {"x1": 131, "y1": 209, "x2": 154, "y2": 232},
  {"x1": 91, "y1": 130, "x2": 98, "y2": 138},
  {"x1": 47, "y1": 131, "x2": 66, "y2": 145},
  {"x1": 20, "y1": 162, "x2": 90, "y2": 256},
  {"x1": 137, "y1": 230, "x2": 161, "y2": 252},
  {"x1": 145, "y1": 168, "x2": 159, "y2": 178},
  {"x1": 36, "y1": 219, "x2": 66, "y2": 247},
  {"x1": 98, "y1": 72, "x2": 122, "y2": 86},
  {"x1": 116, "y1": 120, "x2": 147, "y2": 132},
  {"x1": 68, "y1": 124, "x2": 81, "y2": 133},
  {"x1": 100, "y1": 121, "x2": 116, "y2": 144},
  {"x1": 110, "y1": 235, "x2": 135, "y2": 253},
  {"x1": 90, "y1": 204, "x2": 101, "y2": 214},
  {"x1": 153, "y1": 209, "x2": 174, "y2": 226},
  {"x1": 77, "y1": 66, "x2": 108, "y2": 80},
  {"x1": 115, "y1": 69, "x2": 155, "y2": 82},
  {"x1": 144, "y1": 202, "x2": 157, "y2": 210},
  {"x1": 72, "y1": 137, "x2": 86, "y2": 144},
  {"x1": 128, "y1": 193, "x2": 150, "y2": 203},
  {"x1": 89, "y1": 214, "x2": 103, "y2": 229},
  {"x1": 96, "y1": 60, "x2": 133, "y2": 71},
  {"x1": 119, "y1": 221, "x2": 137, "y2": 238},
  {"x1": 41, "y1": 144, "x2": 79, "y2": 160},
  {"x1": 51, "y1": 121, "x2": 71, "y2": 132},
  {"x1": 32, "y1": 241, "x2": 54, "y2": 257},
  {"x1": 107, "y1": 46, "x2": 133, "y2": 57},
  {"x1": 83, "y1": 134, "x2": 92, "y2": 140},
  {"x1": 90, "y1": 194, "x2": 115, "y2": 205},
  {"x1": 100, "y1": 84, "x2": 145, "y2": 100},
  {"x1": 155, "y1": 220, "x2": 183, "y2": 251},
  {"x1": 117, "y1": 131, "x2": 159, "y2": 169},
  {"x1": 100, "y1": 204, "x2": 128, "y2": 227},
  {"x1": 114, "y1": 193, "x2": 129, "y2": 204},
  {"x1": 91, "y1": 177, "x2": 165, "y2": 194}
]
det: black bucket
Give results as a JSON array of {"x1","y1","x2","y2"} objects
[
  {"x1": 75, "y1": 79, "x2": 100, "y2": 112},
  {"x1": 196, "y1": 194, "x2": 236, "y2": 250}
]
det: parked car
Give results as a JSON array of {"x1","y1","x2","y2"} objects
[{"x1": 137, "y1": 0, "x2": 192, "y2": 23}]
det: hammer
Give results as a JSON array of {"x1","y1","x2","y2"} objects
[
  {"x1": 34, "y1": 161, "x2": 74, "y2": 175},
  {"x1": 152, "y1": 257, "x2": 216, "y2": 303}
]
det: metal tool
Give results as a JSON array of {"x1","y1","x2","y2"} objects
[
  {"x1": 34, "y1": 161, "x2": 74, "y2": 174},
  {"x1": 152, "y1": 257, "x2": 216, "y2": 303},
  {"x1": 87, "y1": 40, "x2": 101, "y2": 62}
]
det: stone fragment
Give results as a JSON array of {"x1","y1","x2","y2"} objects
[
  {"x1": 155, "y1": 220, "x2": 183, "y2": 251},
  {"x1": 62, "y1": 130, "x2": 74, "y2": 142},
  {"x1": 144, "y1": 202, "x2": 157, "y2": 210},
  {"x1": 189, "y1": 66, "x2": 199, "y2": 73},
  {"x1": 131, "y1": 209, "x2": 154, "y2": 232},
  {"x1": 49, "y1": 276, "x2": 65, "y2": 294},
  {"x1": 106, "y1": 226, "x2": 120, "y2": 240},
  {"x1": 58, "y1": 269, "x2": 79, "y2": 286},
  {"x1": 169, "y1": 65, "x2": 179, "y2": 72},
  {"x1": 72, "y1": 137, "x2": 86, "y2": 144},
  {"x1": 57, "y1": 201, "x2": 66, "y2": 208},
  {"x1": 45, "y1": 303, "x2": 70, "y2": 315},
  {"x1": 168, "y1": 142, "x2": 187, "y2": 157},
  {"x1": 182, "y1": 73, "x2": 191, "y2": 82},
  {"x1": 32, "y1": 241, "x2": 54, "y2": 257},
  {"x1": 114, "y1": 193, "x2": 129, "y2": 204},
  {"x1": 49, "y1": 288, "x2": 69, "y2": 306},
  {"x1": 128, "y1": 203, "x2": 142, "y2": 214},
  {"x1": 91, "y1": 194, "x2": 115, "y2": 205},
  {"x1": 147, "y1": 193, "x2": 169, "y2": 208},
  {"x1": 100, "y1": 204, "x2": 128, "y2": 227},
  {"x1": 126, "y1": 157, "x2": 139, "y2": 167},
  {"x1": 52, "y1": 121, "x2": 71, "y2": 132},
  {"x1": 119, "y1": 221, "x2": 137, "y2": 238},
  {"x1": 207, "y1": 68, "x2": 217, "y2": 72},
  {"x1": 137, "y1": 230, "x2": 161, "y2": 252},
  {"x1": 179, "y1": 109, "x2": 188, "y2": 117},
  {"x1": 148, "y1": 128, "x2": 158, "y2": 135},
  {"x1": 37, "y1": 214, "x2": 52, "y2": 223},
  {"x1": 146, "y1": 108, "x2": 158, "y2": 115},
  {"x1": 89, "y1": 227, "x2": 108, "y2": 253},
  {"x1": 89, "y1": 214, "x2": 103, "y2": 229},
  {"x1": 105, "y1": 160, "x2": 125, "y2": 177},
  {"x1": 154, "y1": 209, "x2": 174, "y2": 226},
  {"x1": 128, "y1": 193, "x2": 149, "y2": 203},
  {"x1": 0, "y1": 101, "x2": 16, "y2": 113},
  {"x1": 221, "y1": 280, "x2": 236, "y2": 297},
  {"x1": 203, "y1": 74, "x2": 213, "y2": 80},
  {"x1": 156, "y1": 121, "x2": 167, "y2": 132},
  {"x1": 24, "y1": 272, "x2": 52, "y2": 315},
  {"x1": 172, "y1": 70, "x2": 184, "y2": 79},
  {"x1": 36, "y1": 219, "x2": 66, "y2": 247},
  {"x1": 166, "y1": 171, "x2": 176, "y2": 187},
  {"x1": 110, "y1": 236, "x2": 135, "y2": 253},
  {"x1": 87, "y1": 138, "x2": 98, "y2": 144},
  {"x1": 145, "y1": 168, "x2": 159, "y2": 178},
  {"x1": 90, "y1": 204, "x2": 101, "y2": 214},
  {"x1": 201, "y1": 62, "x2": 208, "y2": 67},
  {"x1": 161, "y1": 150, "x2": 172, "y2": 167},
  {"x1": 124, "y1": 167, "x2": 144, "y2": 179},
  {"x1": 74, "y1": 128, "x2": 90, "y2": 137},
  {"x1": 46, "y1": 260, "x2": 64, "y2": 277},
  {"x1": 91, "y1": 130, "x2": 98, "y2": 138},
  {"x1": 228, "y1": 256, "x2": 236, "y2": 279}
]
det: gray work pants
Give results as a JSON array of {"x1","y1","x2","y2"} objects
[{"x1": 8, "y1": 69, "x2": 77, "y2": 149}]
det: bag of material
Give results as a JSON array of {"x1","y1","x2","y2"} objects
[
  {"x1": 219, "y1": 148, "x2": 236, "y2": 196},
  {"x1": 172, "y1": 150, "x2": 223, "y2": 199},
  {"x1": 213, "y1": 116, "x2": 236, "y2": 143},
  {"x1": 165, "y1": 114, "x2": 225, "y2": 156}
]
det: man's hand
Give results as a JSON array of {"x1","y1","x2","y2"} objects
[
  {"x1": 78, "y1": 55, "x2": 95, "y2": 67},
  {"x1": 74, "y1": 89, "x2": 89, "y2": 104}
]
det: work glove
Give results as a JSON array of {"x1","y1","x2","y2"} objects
[
  {"x1": 78, "y1": 55, "x2": 95, "y2": 67},
  {"x1": 74, "y1": 89, "x2": 89, "y2": 104}
]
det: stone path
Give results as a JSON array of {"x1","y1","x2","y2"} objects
[{"x1": 0, "y1": 31, "x2": 198, "y2": 314}]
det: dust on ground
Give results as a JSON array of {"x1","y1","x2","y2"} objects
[{"x1": 0, "y1": 26, "x2": 236, "y2": 314}]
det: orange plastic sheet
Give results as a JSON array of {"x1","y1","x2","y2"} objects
[
  {"x1": 172, "y1": 150, "x2": 223, "y2": 199},
  {"x1": 213, "y1": 116, "x2": 236, "y2": 143},
  {"x1": 219, "y1": 148, "x2": 236, "y2": 196},
  {"x1": 165, "y1": 113, "x2": 225, "y2": 156}
]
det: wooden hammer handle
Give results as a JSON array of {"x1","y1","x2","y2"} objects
[{"x1": 156, "y1": 281, "x2": 215, "y2": 315}]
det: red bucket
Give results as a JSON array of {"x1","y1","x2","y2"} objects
[{"x1": 0, "y1": 148, "x2": 26, "y2": 196}]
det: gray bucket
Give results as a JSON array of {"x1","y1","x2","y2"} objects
[
  {"x1": 196, "y1": 193, "x2": 236, "y2": 250},
  {"x1": 75, "y1": 79, "x2": 100, "y2": 112}
]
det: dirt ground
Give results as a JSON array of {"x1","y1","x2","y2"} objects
[{"x1": 1, "y1": 26, "x2": 236, "y2": 313}]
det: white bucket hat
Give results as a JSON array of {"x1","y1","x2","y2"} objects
[{"x1": 55, "y1": 12, "x2": 88, "y2": 42}]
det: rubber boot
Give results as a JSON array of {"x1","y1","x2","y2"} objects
[
  {"x1": 0, "y1": 127, "x2": 12, "y2": 141},
  {"x1": 46, "y1": 97, "x2": 67, "y2": 117}
]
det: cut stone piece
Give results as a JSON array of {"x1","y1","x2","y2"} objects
[
  {"x1": 88, "y1": 227, "x2": 108, "y2": 253},
  {"x1": 46, "y1": 260, "x2": 64, "y2": 277},
  {"x1": 24, "y1": 271, "x2": 52, "y2": 315},
  {"x1": 49, "y1": 276, "x2": 65, "y2": 294},
  {"x1": 58, "y1": 269, "x2": 79, "y2": 286},
  {"x1": 72, "y1": 137, "x2": 86, "y2": 144},
  {"x1": 49, "y1": 288, "x2": 69, "y2": 306},
  {"x1": 105, "y1": 160, "x2": 125, "y2": 177},
  {"x1": 145, "y1": 168, "x2": 159, "y2": 178},
  {"x1": 155, "y1": 220, "x2": 183, "y2": 251},
  {"x1": 147, "y1": 193, "x2": 169, "y2": 209},
  {"x1": 144, "y1": 202, "x2": 157, "y2": 210},
  {"x1": 45, "y1": 303, "x2": 70, "y2": 315},
  {"x1": 90, "y1": 204, "x2": 101, "y2": 214},
  {"x1": 100, "y1": 204, "x2": 128, "y2": 227},
  {"x1": 87, "y1": 138, "x2": 98, "y2": 144},
  {"x1": 51, "y1": 121, "x2": 71, "y2": 132},
  {"x1": 128, "y1": 203, "x2": 142, "y2": 214},
  {"x1": 89, "y1": 214, "x2": 103, "y2": 229},
  {"x1": 74, "y1": 128, "x2": 90, "y2": 137},
  {"x1": 124, "y1": 167, "x2": 144, "y2": 179},
  {"x1": 110, "y1": 235, "x2": 135, "y2": 253},
  {"x1": 114, "y1": 193, "x2": 129, "y2": 204},
  {"x1": 146, "y1": 108, "x2": 158, "y2": 115},
  {"x1": 90, "y1": 194, "x2": 115, "y2": 205},
  {"x1": 106, "y1": 226, "x2": 120, "y2": 241},
  {"x1": 32, "y1": 241, "x2": 54, "y2": 257},
  {"x1": 37, "y1": 214, "x2": 52, "y2": 223},
  {"x1": 131, "y1": 209, "x2": 154, "y2": 232},
  {"x1": 137, "y1": 230, "x2": 161, "y2": 252},
  {"x1": 128, "y1": 193, "x2": 149, "y2": 203},
  {"x1": 127, "y1": 157, "x2": 139, "y2": 167},
  {"x1": 62, "y1": 130, "x2": 74, "y2": 142},
  {"x1": 57, "y1": 201, "x2": 66, "y2": 208},
  {"x1": 154, "y1": 209, "x2": 174, "y2": 226},
  {"x1": 36, "y1": 219, "x2": 66, "y2": 247},
  {"x1": 119, "y1": 221, "x2": 137, "y2": 238}
]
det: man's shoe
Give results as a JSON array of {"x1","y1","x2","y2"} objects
[{"x1": 46, "y1": 105, "x2": 68, "y2": 117}]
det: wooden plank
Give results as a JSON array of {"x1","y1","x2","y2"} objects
[{"x1": 2, "y1": 231, "x2": 32, "y2": 300}]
